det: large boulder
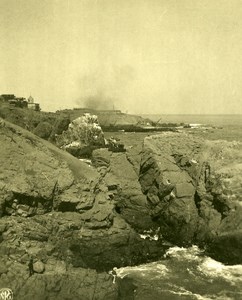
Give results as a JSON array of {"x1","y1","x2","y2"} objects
[{"x1": 139, "y1": 132, "x2": 242, "y2": 263}]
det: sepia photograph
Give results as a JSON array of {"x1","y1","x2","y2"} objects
[{"x1": 0, "y1": 0, "x2": 242, "y2": 299}]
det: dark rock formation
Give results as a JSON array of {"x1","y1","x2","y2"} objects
[
  {"x1": 1, "y1": 116, "x2": 242, "y2": 298},
  {"x1": 0, "y1": 119, "x2": 167, "y2": 299},
  {"x1": 139, "y1": 133, "x2": 242, "y2": 263},
  {"x1": 91, "y1": 147, "x2": 156, "y2": 232}
]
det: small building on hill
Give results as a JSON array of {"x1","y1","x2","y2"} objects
[
  {"x1": 1, "y1": 94, "x2": 27, "y2": 108},
  {"x1": 0, "y1": 94, "x2": 40, "y2": 111},
  {"x1": 15, "y1": 97, "x2": 28, "y2": 108},
  {"x1": 28, "y1": 96, "x2": 34, "y2": 103},
  {"x1": 0, "y1": 94, "x2": 16, "y2": 101},
  {"x1": 27, "y1": 96, "x2": 41, "y2": 111}
]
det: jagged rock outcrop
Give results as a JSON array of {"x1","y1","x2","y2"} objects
[
  {"x1": 139, "y1": 134, "x2": 201, "y2": 245},
  {"x1": 139, "y1": 132, "x2": 242, "y2": 263},
  {"x1": 0, "y1": 119, "x2": 167, "y2": 299},
  {"x1": 2, "y1": 115, "x2": 241, "y2": 299},
  {"x1": 92, "y1": 148, "x2": 155, "y2": 231},
  {"x1": 0, "y1": 256, "x2": 118, "y2": 300},
  {"x1": 56, "y1": 113, "x2": 105, "y2": 157}
]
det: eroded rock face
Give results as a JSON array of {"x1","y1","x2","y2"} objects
[
  {"x1": 139, "y1": 134, "x2": 200, "y2": 245},
  {"x1": 2, "y1": 116, "x2": 241, "y2": 299},
  {"x1": 139, "y1": 133, "x2": 242, "y2": 263},
  {"x1": 0, "y1": 119, "x2": 167, "y2": 299},
  {"x1": 0, "y1": 256, "x2": 118, "y2": 300},
  {"x1": 0, "y1": 119, "x2": 97, "y2": 217},
  {"x1": 91, "y1": 148, "x2": 155, "y2": 232}
]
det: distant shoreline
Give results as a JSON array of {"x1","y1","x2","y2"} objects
[{"x1": 140, "y1": 114, "x2": 242, "y2": 126}]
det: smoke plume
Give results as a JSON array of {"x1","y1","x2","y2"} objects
[{"x1": 75, "y1": 65, "x2": 135, "y2": 111}]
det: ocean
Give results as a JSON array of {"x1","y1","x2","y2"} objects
[
  {"x1": 116, "y1": 246, "x2": 242, "y2": 300},
  {"x1": 140, "y1": 114, "x2": 242, "y2": 143},
  {"x1": 142, "y1": 114, "x2": 242, "y2": 127}
]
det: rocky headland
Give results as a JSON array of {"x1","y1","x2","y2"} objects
[
  {"x1": 0, "y1": 119, "x2": 166, "y2": 299},
  {"x1": 0, "y1": 102, "x2": 181, "y2": 144},
  {"x1": 0, "y1": 103, "x2": 157, "y2": 143},
  {"x1": 0, "y1": 112, "x2": 242, "y2": 299}
]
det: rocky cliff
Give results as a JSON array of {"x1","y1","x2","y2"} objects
[
  {"x1": 139, "y1": 132, "x2": 242, "y2": 264},
  {"x1": 1, "y1": 118, "x2": 242, "y2": 299},
  {"x1": 0, "y1": 119, "x2": 166, "y2": 299}
]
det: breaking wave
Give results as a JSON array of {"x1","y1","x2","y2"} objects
[{"x1": 116, "y1": 246, "x2": 242, "y2": 299}]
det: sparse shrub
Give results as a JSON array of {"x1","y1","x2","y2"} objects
[{"x1": 33, "y1": 121, "x2": 53, "y2": 139}]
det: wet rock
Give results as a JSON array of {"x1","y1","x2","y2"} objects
[
  {"x1": 117, "y1": 276, "x2": 137, "y2": 300},
  {"x1": 206, "y1": 207, "x2": 242, "y2": 264}
]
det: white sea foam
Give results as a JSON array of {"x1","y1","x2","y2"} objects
[
  {"x1": 116, "y1": 260, "x2": 168, "y2": 279},
  {"x1": 164, "y1": 289, "x2": 212, "y2": 300},
  {"x1": 139, "y1": 227, "x2": 160, "y2": 241},
  {"x1": 198, "y1": 257, "x2": 242, "y2": 284},
  {"x1": 115, "y1": 245, "x2": 242, "y2": 299},
  {"x1": 189, "y1": 123, "x2": 203, "y2": 127},
  {"x1": 164, "y1": 245, "x2": 203, "y2": 261},
  {"x1": 165, "y1": 246, "x2": 242, "y2": 284},
  {"x1": 139, "y1": 233, "x2": 159, "y2": 241},
  {"x1": 162, "y1": 284, "x2": 214, "y2": 300}
]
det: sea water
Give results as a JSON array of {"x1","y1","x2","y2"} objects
[
  {"x1": 142, "y1": 114, "x2": 242, "y2": 127},
  {"x1": 116, "y1": 246, "x2": 242, "y2": 299}
]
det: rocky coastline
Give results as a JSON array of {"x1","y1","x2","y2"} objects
[{"x1": 0, "y1": 112, "x2": 242, "y2": 299}]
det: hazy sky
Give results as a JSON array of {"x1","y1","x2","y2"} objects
[{"x1": 1, "y1": 0, "x2": 242, "y2": 114}]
